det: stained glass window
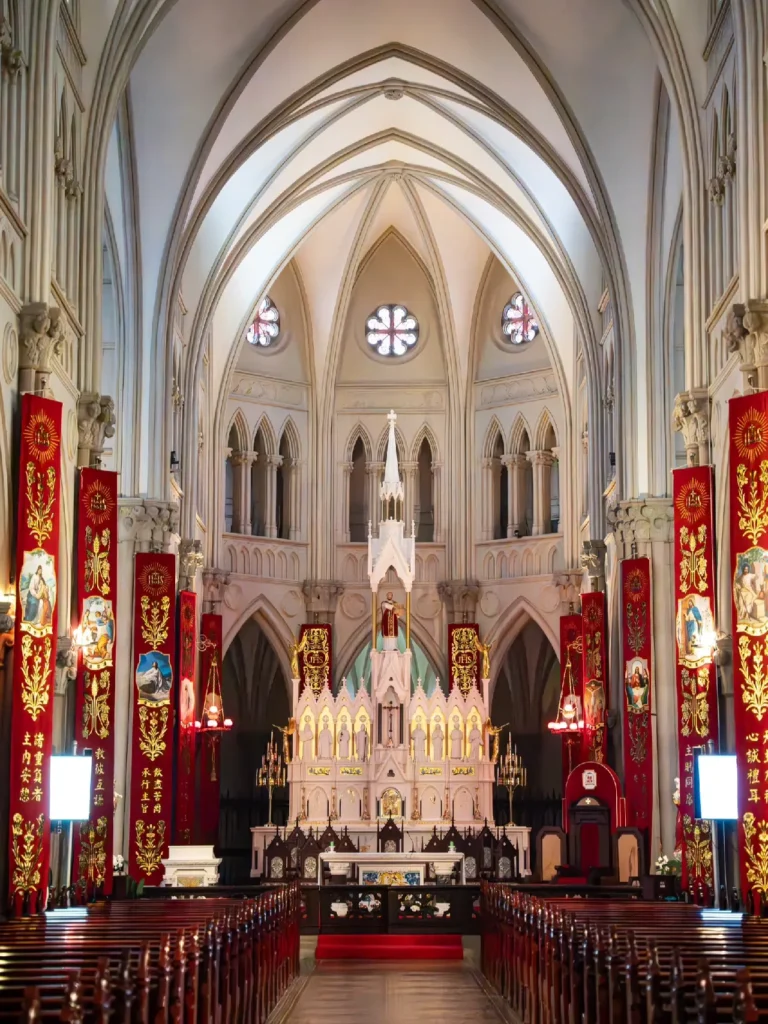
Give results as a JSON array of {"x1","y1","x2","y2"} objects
[
  {"x1": 502, "y1": 292, "x2": 539, "y2": 344},
  {"x1": 365, "y1": 304, "x2": 419, "y2": 357},
  {"x1": 246, "y1": 296, "x2": 280, "y2": 347}
]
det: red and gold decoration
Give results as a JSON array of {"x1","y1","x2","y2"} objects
[
  {"x1": 175, "y1": 591, "x2": 197, "y2": 845},
  {"x1": 448, "y1": 624, "x2": 481, "y2": 696},
  {"x1": 549, "y1": 614, "x2": 584, "y2": 786},
  {"x1": 295, "y1": 624, "x2": 331, "y2": 696},
  {"x1": 673, "y1": 467, "x2": 718, "y2": 892},
  {"x1": 7, "y1": 395, "x2": 62, "y2": 912},
  {"x1": 581, "y1": 592, "x2": 608, "y2": 763},
  {"x1": 128, "y1": 553, "x2": 176, "y2": 884},
  {"x1": 197, "y1": 613, "x2": 227, "y2": 845},
  {"x1": 729, "y1": 393, "x2": 768, "y2": 903},
  {"x1": 72, "y1": 468, "x2": 118, "y2": 894},
  {"x1": 620, "y1": 558, "x2": 653, "y2": 832}
]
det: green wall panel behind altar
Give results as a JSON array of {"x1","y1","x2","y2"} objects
[{"x1": 343, "y1": 632, "x2": 438, "y2": 697}]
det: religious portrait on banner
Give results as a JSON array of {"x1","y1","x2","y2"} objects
[
  {"x1": 20, "y1": 550, "x2": 56, "y2": 634},
  {"x1": 625, "y1": 657, "x2": 650, "y2": 712},
  {"x1": 80, "y1": 595, "x2": 115, "y2": 668},
  {"x1": 136, "y1": 651, "x2": 173, "y2": 702},
  {"x1": 585, "y1": 679, "x2": 605, "y2": 724},
  {"x1": 734, "y1": 547, "x2": 768, "y2": 634},
  {"x1": 676, "y1": 594, "x2": 714, "y2": 662}
]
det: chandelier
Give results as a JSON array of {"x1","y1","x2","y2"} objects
[
  {"x1": 196, "y1": 648, "x2": 233, "y2": 734},
  {"x1": 547, "y1": 640, "x2": 584, "y2": 734}
]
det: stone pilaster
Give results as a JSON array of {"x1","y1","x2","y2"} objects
[
  {"x1": 242, "y1": 452, "x2": 256, "y2": 535},
  {"x1": 528, "y1": 450, "x2": 555, "y2": 535},
  {"x1": 614, "y1": 498, "x2": 675, "y2": 858},
  {"x1": 341, "y1": 461, "x2": 354, "y2": 542},
  {"x1": 228, "y1": 452, "x2": 246, "y2": 533},
  {"x1": 18, "y1": 303, "x2": 63, "y2": 394},
  {"x1": 265, "y1": 454, "x2": 283, "y2": 538},
  {"x1": 302, "y1": 580, "x2": 343, "y2": 624},
  {"x1": 367, "y1": 462, "x2": 383, "y2": 527},
  {"x1": 581, "y1": 539, "x2": 606, "y2": 592},
  {"x1": 76, "y1": 392, "x2": 116, "y2": 468},
  {"x1": 178, "y1": 539, "x2": 204, "y2": 592},
  {"x1": 437, "y1": 580, "x2": 479, "y2": 622},
  {"x1": 672, "y1": 389, "x2": 710, "y2": 467},
  {"x1": 431, "y1": 461, "x2": 442, "y2": 542},
  {"x1": 53, "y1": 636, "x2": 77, "y2": 755}
]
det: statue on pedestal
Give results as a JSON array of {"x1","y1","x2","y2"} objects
[
  {"x1": 486, "y1": 720, "x2": 507, "y2": 764},
  {"x1": 412, "y1": 723, "x2": 426, "y2": 760},
  {"x1": 380, "y1": 591, "x2": 405, "y2": 651},
  {"x1": 273, "y1": 718, "x2": 296, "y2": 763},
  {"x1": 289, "y1": 631, "x2": 308, "y2": 679},
  {"x1": 432, "y1": 722, "x2": 444, "y2": 760},
  {"x1": 475, "y1": 634, "x2": 493, "y2": 679},
  {"x1": 450, "y1": 716, "x2": 463, "y2": 759},
  {"x1": 468, "y1": 722, "x2": 483, "y2": 760},
  {"x1": 356, "y1": 723, "x2": 369, "y2": 761},
  {"x1": 318, "y1": 721, "x2": 333, "y2": 759},
  {"x1": 338, "y1": 723, "x2": 350, "y2": 759},
  {"x1": 300, "y1": 715, "x2": 314, "y2": 760}
]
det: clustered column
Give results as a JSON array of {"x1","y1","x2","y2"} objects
[
  {"x1": 480, "y1": 456, "x2": 495, "y2": 539},
  {"x1": 367, "y1": 462, "x2": 383, "y2": 526},
  {"x1": 431, "y1": 461, "x2": 442, "y2": 542},
  {"x1": 402, "y1": 461, "x2": 417, "y2": 531},
  {"x1": 265, "y1": 454, "x2": 283, "y2": 538},
  {"x1": 527, "y1": 450, "x2": 554, "y2": 536},
  {"x1": 505, "y1": 454, "x2": 528, "y2": 536},
  {"x1": 289, "y1": 457, "x2": 303, "y2": 540}
]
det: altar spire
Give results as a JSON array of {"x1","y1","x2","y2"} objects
[{"x1": 381, "y1": 409, "x2": 404, "y2": 506}]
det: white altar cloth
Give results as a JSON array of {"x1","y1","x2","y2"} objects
[{"x1": 318, "y1": 850, "x2": 465, "y2": 885}]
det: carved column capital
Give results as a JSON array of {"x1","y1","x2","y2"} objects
[
  {"x1": 708, "y1": 174, "x2": 725, "y2": 205},
  {"x1": 551, "y1": 571, "x2": 582, "y2": 614},
  {"x1": 672, "y1": 388, "x2": 710, "y2": 467},
  {"x1": 437, "y1": 580, "x2": 479, "y2": 621},
  {"x1": 118, "y1": 499, "x2": 180, "y2": 554},
  {"x1": 18, "y1": 303, "x2": 64, "y2": 393},
  {"x1": 202, "y1": 568, "x2": 231, "y2": 613},
  {"x1": 0, "y1": 17, "x2": 23, "y2": 78},
  {"x1": 581, "y1": 540, "x2": 606, "y2": 591},
  {"x1": 302, "y1": 580, "x2": 344, "y2": 621},
  {"x1": 55, "y1": 636, "x2": 77, "y2": 696},
  {"x1": 728, "y1": 300, "x2": 768, "y2": 390},
  {"x1": 527, "y1": 449, "x2": 555, "y2": 468},
  {"x1": 77, "y1": 392, "x2": 116, "y2": 468},
  {"x1": 614, "y1": 499, "x2": 673, "y2": 550},
  {"x1": 178, "y1": 539, "x2": 205, "y2": 592}
]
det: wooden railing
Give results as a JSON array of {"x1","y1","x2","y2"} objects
[{"x1": 318, "y1": 884, "x2": 480, "y2": 935}]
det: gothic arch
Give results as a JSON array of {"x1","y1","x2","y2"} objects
[
  {"x1": 345, "y1": 422, "x2": 373, "y2": 462},
  {"x1": 533, "y1": 408, "x2": 558, "y2": 450},
  {"x1": 482, "y1": 416, "x2": 505, "y2": 459},
  {"x1": 226, "y1": 408, "x2": 249, "y2": 452},
  {"x1": 222, "y1": 593, "x2": 294, "y2": 694},
  {"x1": 253, "y1": 413, "x2": 277, "y2": 456},
  {"x1": 375, "y1": 424, "x2": 406, "y2": 463},
  {"x1": 483, "y1": 593, "x2": 559, "y2": 701},
  {"x1": 508, "y1": 414, "x2": 532, "y2": 455},
  {"x1": 410, "y1": 422, "x2": 439, "y2": 464},
  {"x1": 278, "y1": 416, "x2": 301, "y2": 460}
]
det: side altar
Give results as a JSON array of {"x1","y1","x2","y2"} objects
[{"x1": 251, "y1": 411, "x2": 531, "y2": 879}]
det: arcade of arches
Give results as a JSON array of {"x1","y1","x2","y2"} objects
[{"x1": 1, "y1": 0, "x2": 768, "y2": 904}]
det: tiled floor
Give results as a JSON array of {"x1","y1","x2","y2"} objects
[{"x1": 278, "y1": 960, "x2": 512, "y2": 1022}]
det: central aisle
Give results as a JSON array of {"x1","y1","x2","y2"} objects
[{"x1": 278, "y1": 960, "x2": 512, "y2": 1023}]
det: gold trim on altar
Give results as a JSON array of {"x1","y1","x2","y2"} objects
[{"x1": 452, "y1": 766, "x2": 475, "y2": 776}]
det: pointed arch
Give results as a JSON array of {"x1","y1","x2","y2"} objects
[
  {"x1": 482, "y1": 415, "x2": 505, "y2": 459},
  {"x1": 278, "y1": 416, "x2": 301, "y2": 460},
  {"x1": 253, "y1": 413, "x2": 277, "y2": 456},
  {"x1": 225, "y1": 407, "x2": 249, "y2": 453},
  {"x1": 508, "y1": 414, "x2": 532, "y2": 455},
  {"x1": 410, "y1": 422, "x2": 439, "y2": 463},
  {"x1": 375, "y1": 424, "x2": 406, "y2": 463},
  {"x1": 345, "y1": 422, "x2": 373, "y2": 462},
  {"x1": 533, "y1": 408, "x2": 558, "y2": 450}
]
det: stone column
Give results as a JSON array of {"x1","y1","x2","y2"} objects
[
  {"x1": 672, "y1": 389, "x2": 710, "y2": 467},
  {"x1": 341, "y1": 461, "x2": 353, "y2": 542},
  {"x1": 480, "y1": 457, "x2": 494, "y2": 540},
  {"x1": 290, "y1": 457, "x2": 303, "y2": 541},
  {"x1": 76, "y1": 393, "x2": 116, "y2": 468},
  {"x1": 528, "y1": 451, "x2": 555, "y2": 536},
  {"x1": 367, "y1": 462, "x2": 383, "y2": 527},
  {"x1": 265, "y1": 454, "x2": 283, "y2": 538},
  {"x1": 115, "y1": 500, "x2": 180, "y2": 856},
  {"x1": 53, "y1": 637, "x2": 77, "y2": 755},
  {"x1": 507, "y1": 454, "x2": 528, "y2": 536},
  {"x1": 437, "y1": 581, "x2": 479, "y2": 623},
  {"x1": 614, "y1": 499, "x2": 675, "y2": 859},
  {"x1": 302, "y1": 581, "x2": 343, "y2": 627},
  {"x1": 581, "y1": 430, "x2": 589, "y2": 521},
  {"x1": 18, "y1": 303, "x2": 64, "y2": 394},
  {"x1": 432, "y1": 462, "x2": 442, "y2": 543},
  {"x1": 402, "y1": 461, "x2": 417, "y2": 534},
  {"x1": 242, "y1": 451, "x2": 256, "y2": 535},
  {"x1": 228, "y1": 452, "x2": 245, "y2": 533}
]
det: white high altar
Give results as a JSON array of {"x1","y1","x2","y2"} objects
[{"x1": 251, "y1": 411, "x2": 531, "y2": 880}]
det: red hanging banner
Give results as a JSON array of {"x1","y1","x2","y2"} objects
[
  {"x1": 559, "y1": 613, "x2": 583, "y2": 787},
  {"x1": 72, "y1": 468, "x2": 118, "y2": 895},
  {"x1": 729, "y1": 393, "x2": 768, "y2": 904},
  {"x1": 7, "y1": 395, "x2": 62, "y2": 913},
  {"x1": 175, "y1": 591, "x2": 197, "y2": 844},
  {"x1": 128, "y1": 553, "x2": 176, "y2": 885},
  {"x1": 448, "y1": 624, "x2": 481, "y2": 696},
  {"x1": 581, "y1": 592, "x2": 608, "y2": 763},
  {"x1": 297, "y1": 624, "x2": 332, "y2": 697},
  {"x1": 197, "y1": 613, "x2": 223, "y2": 846},
  {"x1": 673, "y1": 467, "x2": 718, "y2": 892},
  {"x1": 620, "y1": 558, "x2": 654, "y2": 832}
]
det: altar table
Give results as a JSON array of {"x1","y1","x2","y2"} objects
[{"x1": 318, "y1": 851, "x2": 465, "y2": 885}]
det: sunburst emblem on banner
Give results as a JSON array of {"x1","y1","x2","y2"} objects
[
  {"x1": 734, "y1": 406, "x2": 768, "y2": 464},
  {"x1": 23, "y1": 410, "x2": 60, "y2": 465},
  {"x1": 624, "y1": 565, "x2": 648, "y2": 602},
  {"x1": 584, "y1": 600, "x2": 602, "y2": 626},
  {"x1": 675, "y1": 477, "x2": 709, "y2": 525},
  {"x1": 138, "y1": 561, "x2": 173, "y2": 596},
  {"x1": 83, "y1": 478, "x2": 115, "y2": 525}
]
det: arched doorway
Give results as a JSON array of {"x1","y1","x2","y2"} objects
[
  {"x1": 491, "y1": 621, "x2": 561, "y2": 840},
  {"x1": 219, "y1": 618, "x2": 290, "y2": 882}
]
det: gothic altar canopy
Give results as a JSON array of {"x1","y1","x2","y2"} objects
[{"x1": 252, "y1": 412, "x2": 531, "y2": 876}]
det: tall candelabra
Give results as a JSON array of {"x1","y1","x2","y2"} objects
[
  {"x1": 257, "y1": 732, "x2": 286, "y2": 827},
  {"x1": 496, "y1": 736, "x2": 527, "y2": 826}
]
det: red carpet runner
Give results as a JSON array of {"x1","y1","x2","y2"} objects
[{"x1": 315, "y1": 934, "x2": 464, "y2": 960}]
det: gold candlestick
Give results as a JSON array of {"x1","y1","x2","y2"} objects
[
  {"x1": 496, "y1": 735, "x2": 526, "y2": 826},
  {"x1": 256, "y1": 732, "x2": 287, "y2": 827}
]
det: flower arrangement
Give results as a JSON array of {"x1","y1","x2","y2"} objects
[
  {"x1": 113, "y1": 853, "x2": 125, "y2": 875},
  {"x1": 655, "y1": 853, "x2": 682, "y2": 876}
]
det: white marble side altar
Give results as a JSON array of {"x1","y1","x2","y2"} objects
[
  {"x1": 161, "y1": 845, "x2": 222, "y2": 887},
  {"x1": 318, "y1": 850, "x2": 465, "y2": 885}
]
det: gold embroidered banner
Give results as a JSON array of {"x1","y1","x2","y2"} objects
[
  {"x1": 7, "y1": 395, "x2": 62, "y2": 914},
  {"x1": 729, "y1": 392, "x2": 768, "y2": 905},
  {"x1": 448, "y1": 624, "x2": 480, "y2": 696},
  {"x1": 620, "y1": 559, "x2": 653, "y2": 833},
  {"x1": 581, "y1": 592, "x2": 608, "y2": 763},
  {"x1": 298, "y1": 624, "x2": 331, "y2": 696},
  {"x1": 129, "y1": 553, "x2": 176, "y2": 884},
  {"x1": 72, "y1": 468, "x2": 118, "y2": 895},
  {"x1": 175, "y1": 590, "x2": 197, "y2": 844},
  {"x1": 673, "y1": 466, "x2": 717, "y2": 893}
]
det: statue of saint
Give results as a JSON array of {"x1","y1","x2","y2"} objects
[
  {"x1": 380, "y1": 591, "x2": 405, "y2": 651},
  {"x1": 475, "y1": 634, "x2": 494, "y2": 680},
  {"x1": 289, "y1": 631, "x2": 308, "y2": 680},
  {"x1": 412, "y1": 723, "x2": 426, "y2": 760},
  {"x1": 356, "y1": 723, "x2": 369, "y2": 761},
  {"x1": 450, "y1": 717, "x2": 464, "y2": 759},
  {"x1": 468, "y1": 722, "x2": 483, "y2": 760},
  {"x1": 300, "y1": 716, "x2": 314, "y2": 761},
  {"x1": 485, "y1": 720, "x2": 508, "y2": 764},
  {"x1": 432, "y1": 722, "x2": 444, "y2": 760},
  {"x1": 318, "y1": 721, "x2": 333, "y2": 759},
  {"x1": 273, "y1": 718, "x2": 296, "y2": 763},
  {"x1": 338, "y1": 723, "x2": 350, "y2": 759}
]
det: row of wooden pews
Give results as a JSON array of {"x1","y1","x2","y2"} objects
[
  {"x1": 480, "y1": 883, "x2": 768, "y2": 1023},
  {"x1": 0, "y1": 883, "x2": 300, "y2": 1021}
]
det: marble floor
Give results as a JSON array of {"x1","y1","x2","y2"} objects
[{"x1": 275, "y1": 960, "x2": 515, "y2": 1023}]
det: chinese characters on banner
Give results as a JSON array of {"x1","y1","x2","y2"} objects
[
  {"x1": 7, "y1": 395, "x2": 62, "y2": 913},
  {"x1": 729, "y1": 393, "x2": 768, "y2": 904},
  {"x1": 129, "y1": 553, "x2": 176, "y2": 884},
  {"x1": 620, "y1": 559, "x2": 654, "y2": 832},
  {"x1": 448, "y1": 624, "x2": 480, "y2": 696},
  {"x1": 559, "y1": 613, "x2": 583, "y2": 788},
  {"x1": 581, "y1": 592, "x2": 608, "y2": 763},
  {"x1": 175, "y1": 591, "x2": 197, "y2": 844},
  {"x1": 72, "y1": 468, "x2": 118, "y2": 894},
  {"x1": 197, "y1": 613, "x2": 223, "y2": 845},
  {"x1": 298, "y1": 624, "x2": 332, "y2": 697},
  {"x1": 673, "y1": 467, "x2": 717, "y2": 892}
]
